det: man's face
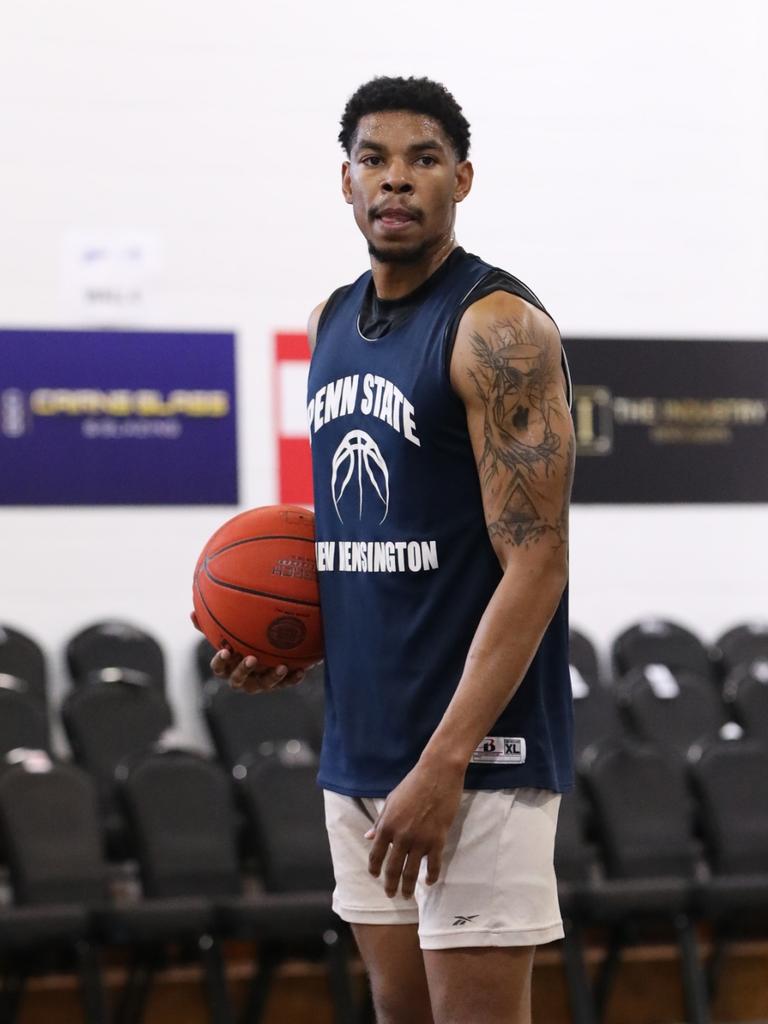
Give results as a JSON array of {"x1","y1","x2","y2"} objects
[{"x1": 341, "y1": 111, "x2": 473, "y2": 264}]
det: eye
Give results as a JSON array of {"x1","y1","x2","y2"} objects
[
  {"x1": 361, "y1": 155, "x2": 382, "y2": 166},
  {"x1": 416, "y1": 156, "x2": 437, "y2": 167}
]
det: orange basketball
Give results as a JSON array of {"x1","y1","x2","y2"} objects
[{"x1": 193, "y1": 505, "x2": 322, "y2": 669}]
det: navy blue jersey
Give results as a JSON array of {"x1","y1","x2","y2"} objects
[{"x1": 307, "y1": 249, "x2": 573, "y2": 798}]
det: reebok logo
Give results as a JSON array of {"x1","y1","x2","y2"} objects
[{"x1": 452, "y1": 915, "x2": 479, "y2": 927}]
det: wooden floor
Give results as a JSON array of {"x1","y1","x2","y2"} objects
[{"x1": 13, "y1": 938, "x2": 768, "y2": 1023}]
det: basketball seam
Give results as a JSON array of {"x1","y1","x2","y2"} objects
[
  {"x1": 194, "y1": 580, "x2": 321, "y2": 663},
  {"x1": 206, "y1": 534, "x2": 315, "y2": 558},
  {"x1": 201, "y1": 565, "x2": 321, "y2": 608}
]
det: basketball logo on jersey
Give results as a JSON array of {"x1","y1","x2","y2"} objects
[{"x1": 331, "y1": 429, "x2": 389, "y2": 523}]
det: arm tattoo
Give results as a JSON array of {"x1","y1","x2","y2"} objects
[{"x1": 467, "y1": 317, "x2": 573, "y2": 549}]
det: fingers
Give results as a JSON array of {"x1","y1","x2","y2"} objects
[
  {"x1": 367, "y1": 829, "x2": 390, "y2": 880},
  {"x1": 368, "y1": 835, "x2": 424, "y2": 898},
  {"x1": 400, "y1": 850, "x2": 424, "y2": 899},
  {"x1": 426, "y1": 847, "x2": 442, "y2": 886},
  {"x1": 210, "y1": 648, "x2": 237, "y2": 678},
  {"x1": 209, "y1": 646, "x2": 303, "y2": 693},
  {"x1": 382, "y1": 842, "x2": 409, "y2": 898}
]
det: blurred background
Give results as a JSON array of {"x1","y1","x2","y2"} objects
[{"x1": 0, "y1": 1, "x2": 766, "y2": 1022}]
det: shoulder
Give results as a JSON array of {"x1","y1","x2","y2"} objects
[
  {"x1": 307, "y1": 301, "x2": 327, "y2": 354},
  {"x1": 307, "y1": 283, "x2": 357, "y2": 353},
  {"x1": 450, "y1": 290, "x2": 562, "y2": 398}
]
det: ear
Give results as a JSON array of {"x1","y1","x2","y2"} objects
[
  {"x1": 341, "y1": 161, "x2": 353, "y2": 205},
  {"x1": 453, "y1": 160, "x2": 474, "y2": 204}
]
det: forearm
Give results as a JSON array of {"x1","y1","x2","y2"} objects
[{"x1": 420, "y1": 555, "x2": 568, "y2": 775}]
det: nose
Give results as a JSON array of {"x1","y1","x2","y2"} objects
[{"x1": 381, "y1": 159, "x2": 413, "y2": 194}]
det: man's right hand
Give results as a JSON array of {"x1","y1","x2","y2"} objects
[{"x1": 191, "y1": 612, "x2": 306, "y2": 694}]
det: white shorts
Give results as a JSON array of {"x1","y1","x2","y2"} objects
[{"x1": 324, "y1": 787, "x2": 563, "y2": 950}]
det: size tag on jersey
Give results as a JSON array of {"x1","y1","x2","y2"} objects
[{"x1": 470, "y1": 737, "x2": 526, "y2": 765}]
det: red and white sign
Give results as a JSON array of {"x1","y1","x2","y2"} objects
[{"x1": 273, "y1": 332, "x2": 313, "y2": 505}]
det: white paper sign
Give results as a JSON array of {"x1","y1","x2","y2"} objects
[{"x1": 60, "y1": 229, "x2": 163, "y2": 325}]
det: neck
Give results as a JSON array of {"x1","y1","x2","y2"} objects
[{"x1": 370, "y1": 234, "x2": 458, "y2": 300}]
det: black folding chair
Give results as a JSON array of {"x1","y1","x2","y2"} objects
[
  {"x1": 203, "y1": 677, "x2": 319, "y2": 770},
  {"x1": 0, "y1": 684, "x2": 50, "y2": 757},
  {"x1": 0, "y1": 625, "x2": 47, "y2": 708},
  {"x1": 66, "y1": 620, "x2": 166, "y2": 693},
  {"x1": 554, "y1": 786, "x2": 599, "y2": 1024},
  {"x1": 231, "y1": 750, "x2": 355, "y2": 1024},
  {"x1": 61, "y1": 680, "x2": 174, "y2": 857},
  {"x1": 611, "y1": 619, "x2": 714, "y2": 682},
  {"x1": 569, "y1": 627, "x2": 601, "y2": 687},
  {"x1": 0, "y1": 757, "x2": 109, "y2": 1024},
  {"x1": 617, "y1": 665, "x2": 726, "y2": 759},
  {"x1": 712, "y1": 622, "x2": 768, "y2": 680},
  {"x1": 580, "y1": 741, "x2": 710, "y2": 1024},
  {"x1": 572, "y1": 680, "x2": 623, "y2": 763},
  {"x1": 687, "y1": 738, "x2": 768, "y2": 998},
  {"x1": 722, "y1": 663, "x2": 768, "y2": 739}
]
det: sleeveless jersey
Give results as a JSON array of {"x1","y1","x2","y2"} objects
[{"x1": 307, "y1": 249, "x2": 573, "y2": 798}]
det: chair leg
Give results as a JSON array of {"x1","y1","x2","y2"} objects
[
  {"x1": 706, "y1": 923, "x2": 727, "y2": 999},
  {"x1": 199, "y1": 934, "x2": 234, "y2": 1024},
  {"x1": 561, "y1": 920, "x2": 598, "y2": 1024},
  {"x1": 114, "y1": 949, "x2": 156, "y2": 1024},
  {"x1": 675, "y1": 916, "x2": 711, "y2": 1024},
  {"x1": 593, "y1": 923, "x2": 625, "y2": 1022},
  {"x1": 75, "y1": 940, "x2": 108, "y2": 1024},
  {"x1": 240, "y1": 945, "x2": 278, "y2": 1024},
  {"x1": 0, "y1": 959, "x2": 25, "y2": 1024},
  {"x1": 323, "y1": 927, "x2": 356, "y2": 1024}
]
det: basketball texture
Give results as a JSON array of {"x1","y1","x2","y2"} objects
[{"x1": 193, "y1": 505, "x2": 322, "y2": 669}]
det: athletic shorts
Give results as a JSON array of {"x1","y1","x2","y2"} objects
[{"x1": 323, "y1": 787, "x2": 563, "y2": 950}]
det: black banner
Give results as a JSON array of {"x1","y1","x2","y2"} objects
[{"x1": 564, "y1": 338, "x2": 768, "y2": 503}]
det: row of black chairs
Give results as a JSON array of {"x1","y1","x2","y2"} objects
[
  {"x1": 0, "y1": 745, "x2": 353, "y2": 1024},
  {"x1": 556, "y1": 736, "x2": 768, "y2": 1024},
  {"x1": 570, "y1": 619, "x2": 768, "y2": 687},
  {"x1": 3, "y1": 616, "x2": 768, "y2": 705},
  {"x1": 572, "y1": 660, "x2": 768, "y2": 762}
]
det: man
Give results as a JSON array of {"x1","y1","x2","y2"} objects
[{"x1": 211, "y1": 77, "x2": 574, "y2": 1024}]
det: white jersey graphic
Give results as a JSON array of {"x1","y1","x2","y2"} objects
[{"x1": 331, "y1": 429, "x2": 389, "y2": 524}]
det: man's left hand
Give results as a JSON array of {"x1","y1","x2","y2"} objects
[{"x1": 366, "y1": 760, "x2": 464, "y2": 898}]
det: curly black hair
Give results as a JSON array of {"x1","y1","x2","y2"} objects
[{"x1": 339, "y1": 76, "x2": 471, "y2": 161}]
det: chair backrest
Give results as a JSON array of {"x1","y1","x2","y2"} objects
[
  {"x1": 723, "y1": 663, "x2": 768, "y2": 739},
  {"x1": 119, "y1": 751, "x2": 241, "y2": 899},
  {"x1": 0, "y1": 624, "x2": 47, "y2": 707},
  {"x1": 203, "y1": 678, "x2": 318, "y2": 770},
  {"x1": 66, "y1": 620, "x2": 166, "y2": 692},
  {"x1": 618, "y1": 665, "x2": 725, "y2": 757},
  {"x1": 236, "y1": 753, "x2": 334, "y2": 893},
  {"x1": 688, "y1": 739, "x2": 768, "y2": 875},
  {"x1": 61, "y1": 682, "x2": 174, "y2": 801},
  {"x1": 0, "y1": 759, "x2": 107, "y2": 904},
  {"x1": 554, "y1": 785, "x2": 593, "y2": 884},
  {"x1": 0, "y1": 685, "x2": 50, "y2": 756},
  {"x1": 569, "y1": 627, "x2": 601, "y2": 687},
  {"x1": 581, "y1": 741, "x2": 696, "y2": 879},
  {"x1": 572, "y1": 681, "x2": 623, "y2": 760},
  {"x1": 611, "y1": 619, "x2": 713, "y2": 681},
  {"x1": 713, "y1": 622, "x2": 768, "y2": 678}
]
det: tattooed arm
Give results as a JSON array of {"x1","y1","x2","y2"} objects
[
  {"x1": 422, "y1": 292, "x2": 574, "y2": 745},
  {"x1": 366, "y1": 292, "x2": 574, "y2": 898}
]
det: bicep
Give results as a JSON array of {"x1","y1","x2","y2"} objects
[{"x1": 454, "y1": 299, "x2": 575, "y2": 568}]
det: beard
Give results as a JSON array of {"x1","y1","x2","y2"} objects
[{"x1": 367, "y1": 239, "x2": 431, "y2": 264}]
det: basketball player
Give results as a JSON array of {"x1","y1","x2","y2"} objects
[{"x1": 207, "y1": 77, "x2": 574, "y2": 1023}]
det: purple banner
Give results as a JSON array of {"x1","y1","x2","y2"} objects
[{"x1": 0, "y1": 329, "x2": 237, "y2": 505}]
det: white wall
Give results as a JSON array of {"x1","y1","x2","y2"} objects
[{"x1": 1, "y1": 0, "x2": 766, "y2": 734}]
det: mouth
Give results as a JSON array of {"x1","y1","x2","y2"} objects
[{"x1": 371, "y1": 206, "x2": 420, "y2": 230}]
